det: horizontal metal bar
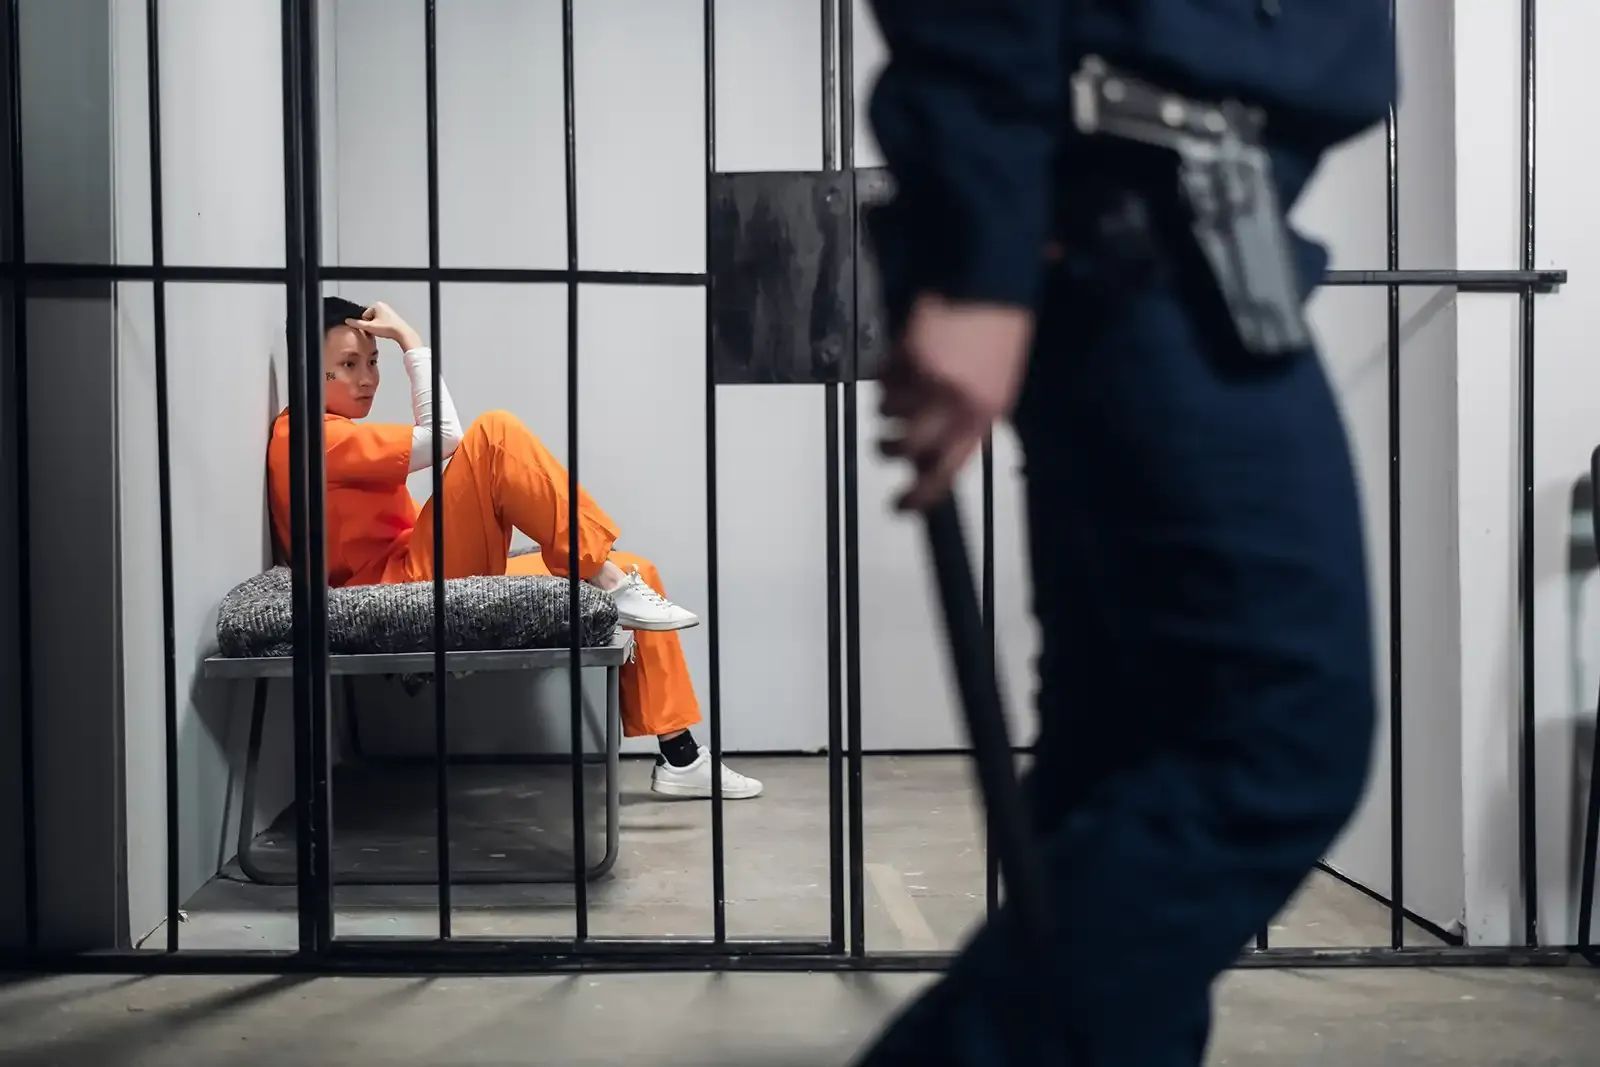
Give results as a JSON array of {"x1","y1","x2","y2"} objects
[
  {"x1": 320, "y1": 266, "x2": 707, "y2": 286},
  {"x1": 824, "y1": 946, "x2": 1585, "y2": 971},
  {"x1": 0, "y1": 264, "x2": 709, "y2": 286},
  {"x1": 204, "y1": 634, "x2": 634, "y2": 679},
  {"x1": 9, "y1": 265, "x2": 1563, "y2": 292},
  {"x1": 329, "y1": 938, "x2": 838, "y2": 958},
  {"x1": 1234, "y1": 946, "x2": 1578, "y2": 968},
  {"x1": 1323, "y1": 268, "x2": 1565, "y2": 291},
  {"x1": 0, "y1": 945, "x2": 1585, "y2": 977},
  {"x1": 2, "y1": 263, "x2": 289, "y2": 283}
]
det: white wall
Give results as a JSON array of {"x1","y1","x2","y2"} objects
[
  {"x1": 1392, "y1": 0, "x2": 1467, "y2": 935},
  {"x1": 114, "y1": 0, "x2": 297, "y2": 944},
  {"x1": 1526, "y1": 0, "x2": 1600, "y2": 948},
  {"x1": 1452, "y1": 0, "x2": 1525, "y2": 948}
]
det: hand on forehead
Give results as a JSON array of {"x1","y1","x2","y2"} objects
[{"x1": 325, "y1": 323, "x2": 377, "y2": 361}]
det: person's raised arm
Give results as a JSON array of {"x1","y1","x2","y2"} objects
[{"x1": 345, "y1": 301, "x2": 463, "y2": 472}]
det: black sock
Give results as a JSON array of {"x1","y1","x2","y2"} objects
[{"x1": 658, "y1": 730, "x2": 699, "y2": 768}]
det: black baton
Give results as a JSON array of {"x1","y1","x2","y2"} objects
[{"x1": 923, "y1": 497, "x2": 1054, "y2": 968}]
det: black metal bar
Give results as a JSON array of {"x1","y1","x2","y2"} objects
[
  {"x1": 363, "y1": 746, "x2": 1032, "y2": 766},
  {"x1": 144, "y1": 0, "x2": 182, "y2": 956},
  {"x1": 0, "y1": 944, "x2": 1587, "y2": 978},
  {"x1": 3, "y1": 264, "x2": 289, "y2": 282},
  {"x1": 1385, "y1": 37, "x2": 1405, "y2": 950},
  {"x1": 982, "y1": 439, "x2": 999, "y2": 921},
  {"x1": 321, "y1": 266, "x2": 707, "y2": 286},
  {"x1": 1321, "y1": 269, "x2": 1563, "y2": 290},
  {"x1": 821, "y1": 0, "x2": 846, "y2": 954},
  {"x1": 839, "y1": 0, "x2": 865, "y2": 959},
  {"x1": 283, "y1": 0, "x2": 333, "y2": 954},
  {"x1": 1519, "y1": 0, "x2": 1539, "y2": 950},
  {"x1": 422, "y1": 0, "x2": 451, "y2": 942},
  {"x1": 302, "y1": 0, "x2": 335, "y2": 954},
  {"x1": 278, "y1": 0, "x2": 311, "y2": 954},
  {"x1": 703, "y1": 0, "x2": 728, "y2": 946},
  {"x1": 0, "y1": 264, "x2": 1565, "y2": 291},
  {"x1": 560, "y1": 0, "x2": 588, "y2": 943},
  {"x1": 0, "y1": 264, "x2": 688, "y2": 284},
  {"x1": 331, "y1": 937, "x2": 841, "y2": 958},
  {"x1": 1314, "y1": 859, "x2": 1465, "y2": 947},
  {"x1": 4, "y1": 0, "x2": 37, "y2": 954}
]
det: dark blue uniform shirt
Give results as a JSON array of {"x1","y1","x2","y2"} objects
[{"x1": 867, "y1": 0, "x2": 1396, "y2": 317}]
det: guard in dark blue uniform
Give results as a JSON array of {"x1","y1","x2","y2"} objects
[{"x1": 864, "y1": 2, "x2": 1395, "y2": 1063}]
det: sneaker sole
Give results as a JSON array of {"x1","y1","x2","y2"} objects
[
  {"x1": 650, "y1": 778, "x2": 763, "y2": 800},
  {"x1": 618, "y1": 616, "x2": 701, "y2": 633}
]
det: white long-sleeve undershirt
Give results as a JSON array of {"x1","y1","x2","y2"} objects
[{"x1": 402, "y1": 347, "x2": 463, "y2": 472}]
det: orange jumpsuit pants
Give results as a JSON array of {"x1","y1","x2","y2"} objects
[{"x1": 395, "y1": 410, "x2": 700, "y2": 739}]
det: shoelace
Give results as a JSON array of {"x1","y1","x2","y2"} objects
[{"x1": 626, "y1": 566, "x2": 674, "y2": 608}]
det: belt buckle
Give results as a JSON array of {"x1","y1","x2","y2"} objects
[{"x1": 1072, "y1": 56, "x2": 1264, "y2": 151}]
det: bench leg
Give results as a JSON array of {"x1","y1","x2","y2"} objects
[
  {"x1": 341, "y1": 676, "x2": 363, "y2": 759},
  {"x1": 585, "y1": 663, "x2": 622, "y2": 881},
  {"x1": 235, "y1": 679, "x2": 293, "y2": 886}
]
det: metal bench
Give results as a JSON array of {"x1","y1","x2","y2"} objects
[{"x1": 203, "y1": 634, "x2": 633, "y2": 887}]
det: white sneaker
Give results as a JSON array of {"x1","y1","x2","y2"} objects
[
  {"x1": 606, "y1": 566, "x2": 699, "y2": 632},
  {"x1": 651, "y1": 751, "x2": 764, "y2": 800}
]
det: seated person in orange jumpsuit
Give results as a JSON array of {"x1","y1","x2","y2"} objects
[{"x1": 267, "y1": 296, "x2": 762, "y2": 800}]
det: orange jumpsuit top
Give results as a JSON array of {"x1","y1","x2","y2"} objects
[{"x1": 267, "y1": 412, "x2": 416, "y2": 588}]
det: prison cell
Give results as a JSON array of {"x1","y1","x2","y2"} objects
[{"x1": 0, "y1": 0, "x2": 1590, "y2": 975}]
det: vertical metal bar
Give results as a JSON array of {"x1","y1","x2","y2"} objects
[
  {"x1": 840, "y1": 0, "x2": 865, "y2": 959},
  {"x1": 702, "y1": 0, "x2": 727, "y2": 946},
  {"x1": 422, "y1": 0, "x2": 451, "y2": 941},
  {"x1": 294, "y1": 0, "x2": 333, "y2": 953},
  {"x1": 144, "y1": 0, "x2": 182, "y2": 954},
  {"x1": 4, "y1": 0, "x2": 38, "y2": 953},
  {"x1": 1385, "y1": 17, "x2": 1405, "y2": 949},
  {"x1": 982, "y1": 440, "x2": 998, "y2": 920},
  {"x1": 561, "y1": 0, "x2": 588, "y2": 942},
  {"x1": 820, "y1": 0, "x2": 846, "y2": 954},
  {"x1": 279, "y1": 0, "x2": 314, "y2": 953},
  {"x1": 1518, "y1": 0, "x2": 1539, "y2": 949},
  {"x1": 825, "y1": 388, "x2": 845, "y2": 949}
]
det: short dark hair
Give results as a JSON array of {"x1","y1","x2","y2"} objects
[{"x1": 323, "y1": 296, "x2": 367, "y2": 335}]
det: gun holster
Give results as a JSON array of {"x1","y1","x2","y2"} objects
[{"x1": 1070, "y1": 56, "x2": 1311, "y2": 360}]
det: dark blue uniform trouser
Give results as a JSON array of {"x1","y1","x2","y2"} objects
[{"x1": 860, "y1": 184, "x2": 1377, "y2": 1066}]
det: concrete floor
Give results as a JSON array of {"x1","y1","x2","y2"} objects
[
  {"x1": 155, "y1": 755, "x2": 1444, "y2": 951},
  {"x1": 3, "y1": 967, "x2": 1598, "y2": 1065},
  {"x1": 15, "y1": 756, "x2": 1597, "y2": 1063}
]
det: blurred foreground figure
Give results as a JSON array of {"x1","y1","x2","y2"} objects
[{"x1": 863, "y1": 2, "x2": 1394, "y2": 1063}]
